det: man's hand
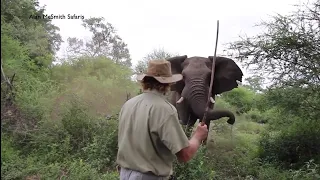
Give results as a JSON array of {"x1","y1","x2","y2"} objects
[{"x1": 193, "y1": 123, "x2": 208, "y2": 142}]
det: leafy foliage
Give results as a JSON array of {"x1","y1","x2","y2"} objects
[
  {"x1": 1, "y1": 1, "x2": 133, "y2": 179},
  {"x1": 65, "y1": 17, "x2": 132, "y2": 67},
  {"x1": 258, "y1": 119, "x2": 320, "y2": 168},
  {"x1": 227, "y1": 0, "x2": 320, "y2": 170},
  {"x1": 51, "y1": 56, "x2": 137, "y2": 115},
  {"x1": 220, "y1": 86, "x2": 257, "y2": 114},
  {"x1": 134, "y1": 48, "x2": 179, "y2": 74},
  {"x1": 242, "y1": 74, "x2": 266, "y2": 93},
  {"x1": 172, "y1": 146, "x2": 215, "y2": 179},
  {"x1": 228, "y1": 1, "x2": 320, "y2": 88},
  {"x1": 1, "y1": 0, "x2": 62, "y2": 67}
]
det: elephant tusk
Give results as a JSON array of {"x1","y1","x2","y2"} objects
[
  {"x1": 210, "y1": 97, "x2": 215, "y2": 104},
  {"x1": 176, "y1": 97, "x2": 184, "y2": 103}
]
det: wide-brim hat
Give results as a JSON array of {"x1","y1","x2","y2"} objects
[{"x1": 136, "y1": 59, "x2": 183, "y2": 84}]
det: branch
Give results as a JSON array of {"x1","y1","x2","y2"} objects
[
  {"x1": 1, "y1": 60, "x2": 12, "y2": 88},
  {"x1": 1, "y1": 58, "x2": 16, "y2": 104}
]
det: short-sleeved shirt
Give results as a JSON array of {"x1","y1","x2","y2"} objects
[{"x1": 116, "y1": 89, "x2": 190, "y2": 178}]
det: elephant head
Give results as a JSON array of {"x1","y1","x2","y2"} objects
[{"x1": 166, "y1": 55, "x2": 243, "y2": 129}]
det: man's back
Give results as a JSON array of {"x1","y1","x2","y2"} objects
[{"x1": 116, "y1": 90, "x2": 189, "y2": 177}]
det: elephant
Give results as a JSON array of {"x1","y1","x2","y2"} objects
[{"x1": 166, "y1": 55, "x2": 243, "y2": 141}]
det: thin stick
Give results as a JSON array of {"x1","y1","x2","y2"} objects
[{"x1": 201, "y1": 20, "x2": 220, "y2": 126}]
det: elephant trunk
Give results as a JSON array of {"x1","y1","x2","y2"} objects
[
  {"x1": 191, "y1": 98, "x2": 235, "y2": 125},
  {"x1": 207, "y1": 109, "x2": 235, "y2": 124},
  {"x1": 187, "y1": 80, "x2": 236, "y2": 125},
  {"x1": 188, "y1": 82, "x2": 209, "y2": 119}
]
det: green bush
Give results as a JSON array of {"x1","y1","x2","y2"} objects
[
  {"x1": 1, "y1": 136, "x2": 120, "y2": 180},
  {"x1": 258, "y1": 119, "x2": 320, "y2": 168},
  {"x1": 262, "y1": 87, "x2": 320, "y2": 121},
  {"x1": 172, "y1": 146, "x2": 215, "y2": 179},
  {"x1": 1, "y1": 95, "x2": 120, "y2": 179},
  {"x1": 214, "y1": 97, "x2": 235, "y2": 110},
  {"x1": 254, "y1": 163, "x2": 292, "y2": 180},
  {"x1": 245, "y1": 108, "x2": 279, "y2": 124},
  {"x1": 290, "y1": 159, "x2": 320, "y2": 180},
  {"x1": 23, "y1": 96, "x2": 95, "y2": 162},
  {"x1": 31, "y1": 95, "x2": 119, "y2": 162},
  {"x1": 82, "y1": 117, "x2": 118, "y2": 172},
  {"x1": 1, "y1": 135, "x2": 28, "y2": 179},
  {"x1": 60, "y1": 98, "x2": 96, "y2": 153},
  {"x1": 245, "y1": 109, "x2": 265, "y2": 123},
  {"x1": 221, "y1": 87, "x2": 257, "y2": 114}
]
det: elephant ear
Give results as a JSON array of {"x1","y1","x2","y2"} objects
[
  {"x1": 166, "y1": 55, "x2": 187, "y2": 94},
  {"x1": 208, "y1": 56, "x2": 243, "y2": 95}
]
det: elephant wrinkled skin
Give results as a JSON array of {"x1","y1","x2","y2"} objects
[{"x1": 166, "y1": 55, "x2": 243, "y2": 138}]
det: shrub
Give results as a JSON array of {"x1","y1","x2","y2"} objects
[
  {"x1": 82, "y1": 117, "x2": 119, "y2": 172},
  {"x1": 23, "y1": 96, "x2": 94, "y2": 162},
  {"x1": 1, "y1": 95, "x2": 120, "y2": 179},
  {"x1": 245, "y1": 108, "x2": 279, "y2": 124},
  {"x1": 258, "y1": 119, "x2": 320, "y2": 168},
  {"x1": 220, "y1": 87, "x2": 257, "y2": 114},
  {"x1": 172, "y1": 146, "x2": 215, "y2": 179},
  {"x1": 19, "y1": 94, "x2": 119, "y2": 164},
  {"x1": 254, "y1": 163, "x2": 292, "y2": 180},
  {"x1": 214, "y1": 97, "x2": 234, "y2": 110},
  {"x1": 245, "y1": 109, "x2": 265, "y2": 123},
  {"x1": 1, "y1": 135, "x2": 27, "y2": 179},
  {"x1": 290, "y1": 159, "x2": 320, "y2": 180},
  {"x1": 59, "y1": 98, "x2": 96, "y2": 153},
  {"x1": 1, "y1": 137, "x2": 120, "y2": 180}
]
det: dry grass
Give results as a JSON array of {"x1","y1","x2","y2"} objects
[{"x1": 50, "y1": 78, "x2": 139, "y2": 121}]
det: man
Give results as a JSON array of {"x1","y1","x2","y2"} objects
[{"x1": 117, "y1": 59, "x2": 209, "y2": 180}]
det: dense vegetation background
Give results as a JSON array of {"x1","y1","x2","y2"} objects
[{"x1": 1, "y1": 0, "x2": 319, "y2": 179}]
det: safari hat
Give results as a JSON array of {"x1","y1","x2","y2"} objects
[{"x1": 136, "y1": 59, "x2": 183, "y2": 83}]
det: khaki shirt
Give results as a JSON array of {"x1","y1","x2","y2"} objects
[{"x1": 116, "y1": 90, "x2": 189, "y2": 177}]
